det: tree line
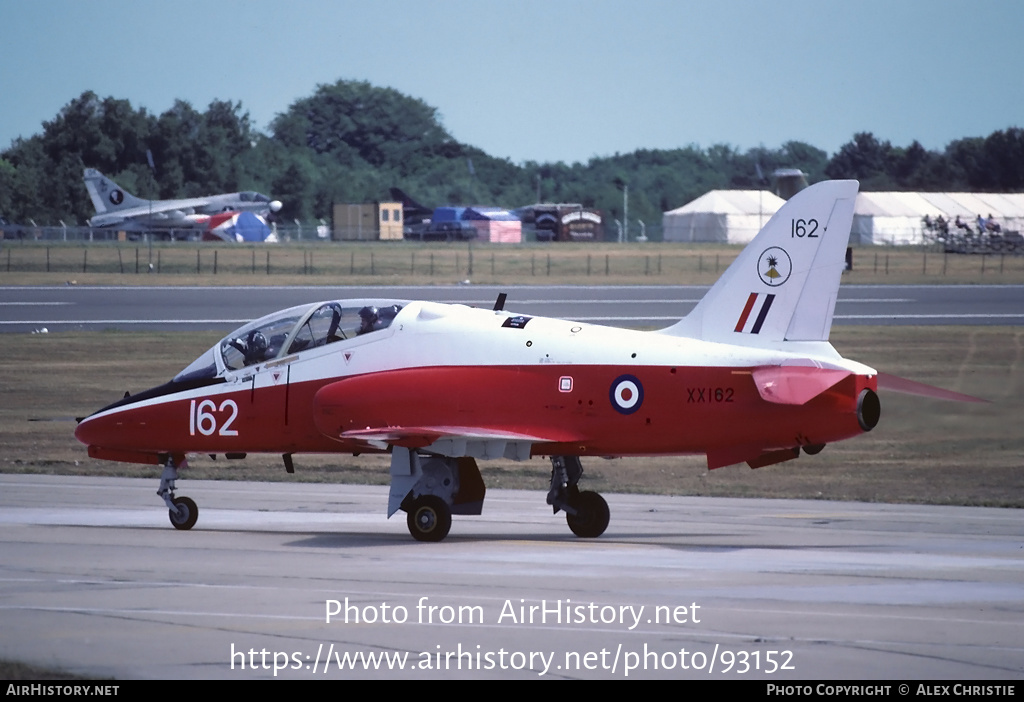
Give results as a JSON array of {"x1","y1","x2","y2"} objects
[{"x1": 1, "y1": 80, "x2": 1021, "y2": 230}]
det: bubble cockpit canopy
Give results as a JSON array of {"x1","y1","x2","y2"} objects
[{"x1": 172, "y1": 300, "x2": 406, "y2": 383}]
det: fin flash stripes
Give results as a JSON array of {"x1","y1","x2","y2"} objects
[{"x1": 734, "y1": 293, "x2": 776, "y2": 334}]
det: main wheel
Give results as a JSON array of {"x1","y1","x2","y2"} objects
[
  {"x1": 169, "y1": 496, "x2": 198, "y2": 531},
  {"x1": 406, "y1": 495, "x2": 452, "y2": 542},
  {"x1": 566, "y1": 490, "x2": 609, "y2": 538}
]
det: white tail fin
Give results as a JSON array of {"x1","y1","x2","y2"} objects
[
  {"x1": 83, "y1": 168, "x2": 150, "y2": 214},
  {"x1": 661, "y1": 180, "x2": 858, "y2": 345}
]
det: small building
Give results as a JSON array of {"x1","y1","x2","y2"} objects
[
  {"x1": 522, "y1": 204, "x2": 604, "y2": 242},
  {"x1": 463, "y1": 207, "x2": 522, "y2": 243},
  {"x1": 331, "y1": 202, "x2": 403, "y2": 241}
]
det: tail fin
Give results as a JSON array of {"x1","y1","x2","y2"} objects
[
  {"x1": 661, "y1": 179, "x2": 858, "y2": 345},
  {"x1": 83, "y1": 169, "x2": 150, "y2": 214}
]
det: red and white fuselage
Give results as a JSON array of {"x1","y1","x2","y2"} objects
[{"x1": 75, "y1": 297, "x2": 878, "y2": 470}]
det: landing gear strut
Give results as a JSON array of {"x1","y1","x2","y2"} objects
[
  {"x1": 389, "y1": 447, "x2": 485, "y2": 542},
  {"x1": 547, "y1": 456, "x2": 610, "y2": 538},
  {"x1": 158, "y1": 455, "x2": 198, "y2": 530}
]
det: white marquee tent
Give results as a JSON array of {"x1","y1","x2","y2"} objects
[
  {"x1": 662, "y1": 190, "x2": 785, "y2": 244},
  {"x1": 663, "y1": 188, "x2": 1024, "y2": 245},
  {"x1": 852, "y1": 191, "x2": 1024, "y2": 245}
]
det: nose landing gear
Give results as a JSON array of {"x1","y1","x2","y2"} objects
[{"x1": 158, "y1": 455, "x2": 198, "y2": 531}]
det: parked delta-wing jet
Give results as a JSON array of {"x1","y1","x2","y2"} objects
[{"x1": 83, "y1": 168, "x2": 282, "y2": 234}]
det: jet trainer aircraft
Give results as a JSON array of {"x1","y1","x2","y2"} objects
[
  {"x1": 74, "y1": 180, "x2": 983, "y2": 541},
  {"x1": 83, "y1": 168, "x2": 282, "y2": 234}
]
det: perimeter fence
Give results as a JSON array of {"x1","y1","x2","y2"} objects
[{"x1": 3, "y1": 239, "x2": 1024, "y2": 285}]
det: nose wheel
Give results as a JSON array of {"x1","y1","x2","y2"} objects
[{"x1": 169, "y1": 496, "x2": 198, "y2": 531}]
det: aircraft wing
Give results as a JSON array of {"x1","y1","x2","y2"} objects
[
  {"x1": 340, "y1": 425, "x2": 575, "y2": 460},
  {"x1": 88, "y1": 199, "x2": 215, "y2": 228}
]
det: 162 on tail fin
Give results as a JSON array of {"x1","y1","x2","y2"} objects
[{"x1": 662, "y1": 180, "x2": 859, "y2": 346}]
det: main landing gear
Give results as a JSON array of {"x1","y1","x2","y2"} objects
[
  {"x1": 547, "y1": 456, "x2": 610, "y2": 538},
  {"x1": 158, "y1": 456, "x2": 198, "y2": 530},
  {"x1": 389, "y1": 448, "x2": 610, "y2": 542}
]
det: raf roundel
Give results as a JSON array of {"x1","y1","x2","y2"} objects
[{"x1": 609, "y1": 374, "x2": 644, "y2": 414}]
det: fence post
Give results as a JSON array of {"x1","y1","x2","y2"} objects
[
  {"x1": 46, "y1": 247, "x2": 50, "y2": 272},
  {"x1": 266, "y1": 250, "x2": 270, "y2": 275},
  {"x1": 196, "y1": 249, "x2": 201, "y2": 274},
  {"x1": 118, "y1": 248, "x2": 124, "y2": 274},
  {"x1": 83, "y1": 248, "x2": 87, "y2": 273},
  {"x1": 214, "y1": 249, "x2": 218, "y2": 275}
]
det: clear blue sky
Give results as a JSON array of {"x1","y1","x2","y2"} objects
[{"x1": 2, "y1": 0, "x2": 1021, "y2": 165}]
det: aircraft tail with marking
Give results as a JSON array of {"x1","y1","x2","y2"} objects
[
  {"x1": 661, "y1": 179, "x2": 858, "y2": 346},
  {"x1": 83, "y1": 168, "x2": 151, "y2": 215}
]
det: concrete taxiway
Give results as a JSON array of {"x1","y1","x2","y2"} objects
[
  {"x1": 3, "y1": 284, "x2": 1024, "y2": 332},
  {"x1": 0, "y1": 474, "x2": 1021, "y2": 680}
]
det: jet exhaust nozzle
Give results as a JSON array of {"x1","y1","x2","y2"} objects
[{"x1": 857, "y1": 388, "x2": 881, "y2": 431}]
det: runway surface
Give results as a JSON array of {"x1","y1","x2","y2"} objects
[
  {"x1": 2, "y1": 284, "x2": 1024, "y2": 332},
  {"x1": 1, "y1": 474, "x2": 1021, "y2": 680}
]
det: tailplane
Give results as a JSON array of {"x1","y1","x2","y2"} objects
[
  {"x1": 83, "y1": 169, "x2": 150, "y2": 214},
  {"x1": 662, "y1": 180, "x2": 858, "y2": 345}
]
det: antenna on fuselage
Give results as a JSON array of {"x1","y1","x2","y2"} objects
[{"x1": 493, "y1": 292, "x2": 507, "y2": 311}]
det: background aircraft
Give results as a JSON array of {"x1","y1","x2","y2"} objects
[
  {"x1": 74, "y1": 180, "x2": 983, "y2": 542},
  {"x1": 82, "y1": 168, "x2": 282, "y2": 234}
]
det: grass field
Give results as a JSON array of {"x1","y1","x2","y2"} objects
[
  {"x1": 2, "y1": 326, "x2": 1021, "y2": 507},
  {"x1": 3, "y1": 239, "x2": 1024, "y2": 286}
]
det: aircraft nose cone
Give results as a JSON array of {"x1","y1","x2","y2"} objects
[
  {"x1": 74, "y1": 414, "x2": 101, "y2": 446},
  {"x1": 270, "y1": 200, "x2": 283, "y2": 213}
]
